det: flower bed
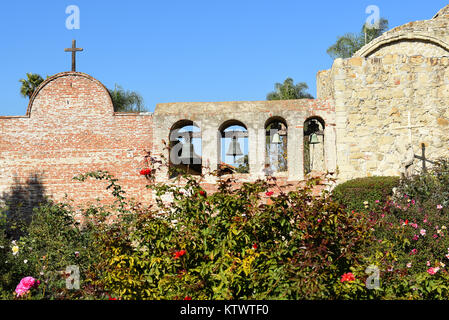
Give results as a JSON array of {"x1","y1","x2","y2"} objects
[{"x1": 1, "y1": 157, "x2": 449, "y2": 300}]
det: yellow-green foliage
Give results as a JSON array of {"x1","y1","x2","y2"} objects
[{"x1": 79, "y1": 172, "x2": 378, "y2": 300}]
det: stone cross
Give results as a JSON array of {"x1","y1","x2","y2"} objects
[
  {"x1": 392, "y1": 110, "x2": 424, "y2": 144},
  {"x1": 64, "y1": 40, "x2": 83, "y2": 72}
]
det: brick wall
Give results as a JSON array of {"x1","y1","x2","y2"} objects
[{"x1": 0, "y1": 72, "x2": 154, "y2": 210}]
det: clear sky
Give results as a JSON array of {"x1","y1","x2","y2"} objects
[{"x1": 0, "y1": 0, "x2": 447, "y2": 115}]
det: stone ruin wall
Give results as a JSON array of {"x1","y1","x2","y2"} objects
[
  {"x1": 152, "y1": 99, "x2": 337, "y2": 196},
  {"x1": 331, "y1": 54, "x2": 449, "y2": 182},
  {"x1": 319, "y1": 5, "x2": 449, "y2": 183}
]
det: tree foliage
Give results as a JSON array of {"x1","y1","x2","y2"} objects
[
  {"x1": 108, "y1": 84, "x2": 146, "y2": 113},
  {"x1": 266, "y1": 78, "x2": 314, "y2": 100},
  {"x1": 19, "y1": 73, "x2": 45, "y2": 99},
  {"x1": 327, "y1": 18, "x2": 389, "y2": 59}
]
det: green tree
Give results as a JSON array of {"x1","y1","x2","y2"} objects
[
  {"x1": 19, "y1": 73, "x2": 45, "y2": 99},
  {"x1": 108, "y1": 84, "x2": 146, "y2": 112},
  {"x1": 327, "y1": 18, "x2": 389, "y2": 59},
  {"x1": 266, "y1": 78, "x2": 314, "y2": 100}
]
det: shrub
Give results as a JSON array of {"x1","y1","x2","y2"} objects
[
  {"x1": 0, "y1": 201, "x2": 101, "y2": 299},
  {"x1": 331, "y1": 176, "x2": 400, "y2": 213},
  {"x1": 396, "y1": 158, "x2": 449, "y2": 208},
  {"x1": 77, "y1": 170, "x2": 378, "y2": 300},
  {"x1": 357, "y1": 164, "x2": 449, "y2": 299}
]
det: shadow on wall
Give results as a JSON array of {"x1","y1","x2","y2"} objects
[{"x1": 0, "y1": 173, "x2": 48, "y2": 238}]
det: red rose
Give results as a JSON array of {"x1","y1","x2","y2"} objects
[
  {"x1": 265, "y1": 191, "x2": 274, "y2": 197},
  {"x1": 140, "y1": 168, "x2": 152, "y2": 176},
  {"x1": 199, "y1": 190, "x2": 206, "y2": 196},
  {"x1": 184, "y1": 296, "x2": 192, "y2": 300},
  {"x1": 252, "y1": 243, "x2": 258, "y2": 250},
  {"x1": 174, "y1": 250, "x2": 186, "y2": 259},
  {"x1": 340, "y1": 272, "x2": 356, "y2": 283}
]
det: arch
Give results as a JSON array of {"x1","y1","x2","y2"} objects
[
  {"x1": 264, "y1": 116, "x2": 288, "y2": 129},
  {"x1": 26, "y1": 71, "x2": 115, "y2": 117},
  {"x1": 218, "y1": 119, "x2": 247, "y2": 133},
  {"x1": 303, "y1": 117, "x2": 325, "y2": 175},
  {"x1": 264, "y1": 116, "x2": 288, "y2": 173},
  {"x1": 169, "y1": 119, "x2": 202, "y2": 178},
  {"x1": 356, "y1": 33, "x2": 449, "y2": 58},
  {"x1": 218, "y1": 119, "x2": 249, "y2": 175}
]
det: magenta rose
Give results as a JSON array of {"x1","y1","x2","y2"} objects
[{"x1": 15, "y1": 277, "x2": 40, "y2": 297}]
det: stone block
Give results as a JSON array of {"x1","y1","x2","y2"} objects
[{"x1": 348, "y1": 57, "x2": 363, "y2": 67}]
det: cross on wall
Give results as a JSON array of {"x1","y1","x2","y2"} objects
[
  {"x1": 391, "y1": 110, "x2": 424, "y2": 145},
  {"x1": 64, "y1": 40, "x2": 83, "y2": 72},
  {"x1": 390, "y1": 110, "x2": 437, "y2": 173},
  {"x1": 415, "y1": 143, "x2": 437, "y2": 173}
]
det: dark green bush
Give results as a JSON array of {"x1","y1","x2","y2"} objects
[
  {"x1": 396, "y1": 159, "x2": 449, "y2": 208},
  {"x1": 332, "y1": 176, "x2": 400, "y2": 212}
]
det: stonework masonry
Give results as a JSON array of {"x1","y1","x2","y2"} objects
[{"x1": 2, "y1": 5, "x2": 449, "y2": 209}]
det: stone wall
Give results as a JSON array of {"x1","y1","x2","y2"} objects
[
  {"x1": 368, "y1": 40, "x2": 449, "y2": 58},
  {"x1": 356, "y1": 5, "x2": 449, "y2": 58},
  {"x1": 152, "y1": 99, "x2": 337, "y2": 186},
  {"x1": 316, "y1": 69, "x2": 334, "y2": 100},
  {"x1": 331, "y1": 55, "x2": 449, "y2": 182},
  {"x1": 0, "y1": 72, "x2": 154, "y2": 209}
]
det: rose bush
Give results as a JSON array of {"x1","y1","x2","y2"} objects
[{"x1": 73, "y1": 165, "x2": 382, "y2": 300}]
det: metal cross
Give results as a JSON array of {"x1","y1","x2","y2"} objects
[
  {"x1": 414, "y1": 143, "x2": 436, "y2": 173},
  {"x1": 391, "y1": 110, "x2": 424, "y2": 144},
  {"x1": 64, "y1": 40, "x2": 83, "y2": 72}
]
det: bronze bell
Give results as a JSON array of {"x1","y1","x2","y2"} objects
[
  {"x1": 271, "y1": 131, "x2": 281, "y2": 144},
  {"x1": 309, "y1": 133, "x2": 320, "y2": 145},
  {"x1": 227, "y1": 136, "x2": 243, "y2": 157}
]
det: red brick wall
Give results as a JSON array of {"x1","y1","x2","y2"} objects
[{"x1": 0, "y1": 72, "x2": 154, "y2": 209}]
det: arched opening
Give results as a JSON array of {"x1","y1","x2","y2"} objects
[
  {"x1": 304, "y1": 117, "x2": 325, "y2": 175},
  {"x1": 218, "y1": 120, "x2": 249, "y2": 175},
  {"x1": 265, "y1": 117, "x2": 288, "y2": 174},
  {"x1": 169, "y1": 120, "x2": 202, "y2": 178}
]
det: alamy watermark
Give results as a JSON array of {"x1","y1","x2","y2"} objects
[
  {"x1": 365, "y1": 5, "x2": 380, "y2": 30},
  {"x1": 66, "y1": 5, "x2": 80, "y2": 30},
  {"x1": 365, "y1": 265, "x2": 380, "y2": 290},
  {"x1": 65, "y1": 265, "x2": 80, "y2": 290}
]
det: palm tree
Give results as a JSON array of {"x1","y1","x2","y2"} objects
[
  {"x1": 19, "y1": 73, "x2": 44, "y2": 99},
  {"x1": 108, "y1": 84, "x2": 146, "y2": 112},
  {"x1": 327, "y1": 18, "x2": 389, "y2": 59},
  {"x1": 267, "y1": 78, "x2": 314, "y2": 100}
]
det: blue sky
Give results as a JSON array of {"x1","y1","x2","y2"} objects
[{"x1": 0, "y1": 0, "x2": 447, "y2": 115}]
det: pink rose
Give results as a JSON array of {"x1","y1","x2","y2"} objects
[
  {"x1": 15, "y1": 277, "x2": 39, "y2": 297},
  {"x1": 21, "y1": 277, "x2": 36, "y2": 289},
  {"x1": 427, "y1": 267, "x2": 440, "y2": 275}
]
